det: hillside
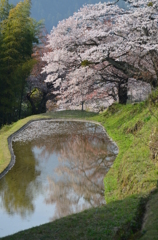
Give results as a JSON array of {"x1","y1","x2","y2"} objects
[{"x1": 1, "y1": 91, "x2": 158, "y2": 239}]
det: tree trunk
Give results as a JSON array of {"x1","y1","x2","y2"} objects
[
  {"x1": 26, "y1": 93, "x2": 37, "y2": 114},
  {"x1": 37, "y1": 92, "x2": 47, "y2": 113},
  {"x1": 19, "y1": 82, "x2": 25, "y2": 120},
  {"x1": 118, "y1": 80, "x2": 128, "y2": 104},
  {"x1": 81, "y1": 101, "x2": 84, "y2": 111}
]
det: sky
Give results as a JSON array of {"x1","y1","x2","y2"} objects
[{"x1": 9, "y1": 0, "x2": 127, "y2": 32}]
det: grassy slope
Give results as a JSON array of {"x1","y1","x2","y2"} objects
[
  {"x1": 100, "y1": 103, "x2": 158, "y2": 201},
  {"x1": 139, "y1": 189, "x2": 158, "y2": 240},
  {"x1": 1, "y1": 103, "x2": 158, "y2": 239}
]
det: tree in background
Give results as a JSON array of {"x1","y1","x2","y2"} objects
[
  {"x1": 42, "y1": 0, "x2": 158, "y2": 110},
  {"x1": 26, "y1": 30, "x2": 50, "y2": 115},
  {"x1": 0, "y1": 0, "x2": 12, "y2": 21},
  {"x1": 0, "y1": 0, "x2": 43, "y2": 125}
]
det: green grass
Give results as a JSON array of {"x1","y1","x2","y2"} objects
[
  {"x1": 95, "y1": 103, "x2": 158, "y2": 202},
  {"x1": 139, "y1": 190, "x2": 158, "y2": 240},
  {"x1": 1, "y1": 103, "x2": 158, "y2": 239}
]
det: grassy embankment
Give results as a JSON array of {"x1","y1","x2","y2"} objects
[{"x1": 1, "y1": 96, "x2": 158, "y2": 239}]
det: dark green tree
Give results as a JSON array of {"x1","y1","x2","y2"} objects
[{"x1": 0, "y1": 0, "x2": 43, "y2": 125}]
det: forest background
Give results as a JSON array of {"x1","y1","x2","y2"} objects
[{"x1": 0, "y1": 0, "x2": 126, "y2": 127}]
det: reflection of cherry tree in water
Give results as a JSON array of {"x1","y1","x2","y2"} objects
[
  {"x1": 48, "y1": 137, "x2": 114, "y2": 220},
  {"x1": 33, "y1": 123, "x2": 116, "y2": 221},
  {"x1": 3, "y1": 121, "x2": 117, "y2": 221},
  {"x1": 0, "y1": 142, "x2": 41, "y2": 217}
]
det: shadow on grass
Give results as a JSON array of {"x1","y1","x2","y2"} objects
[{"x1": 1, "y1": 193, "x2": 151, "y2": 240}]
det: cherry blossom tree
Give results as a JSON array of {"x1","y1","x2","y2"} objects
[{"x1": 42, "y1": 0, "x2": 158, "y2": 110}]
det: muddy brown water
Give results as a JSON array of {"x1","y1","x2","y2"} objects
[{"x1": 0, "y1": 121, "x2": 118, "y2": 237}]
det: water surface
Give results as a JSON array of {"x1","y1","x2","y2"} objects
[{"x1": 0, "y1": 121, "x2": 118, "y2": 237}]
